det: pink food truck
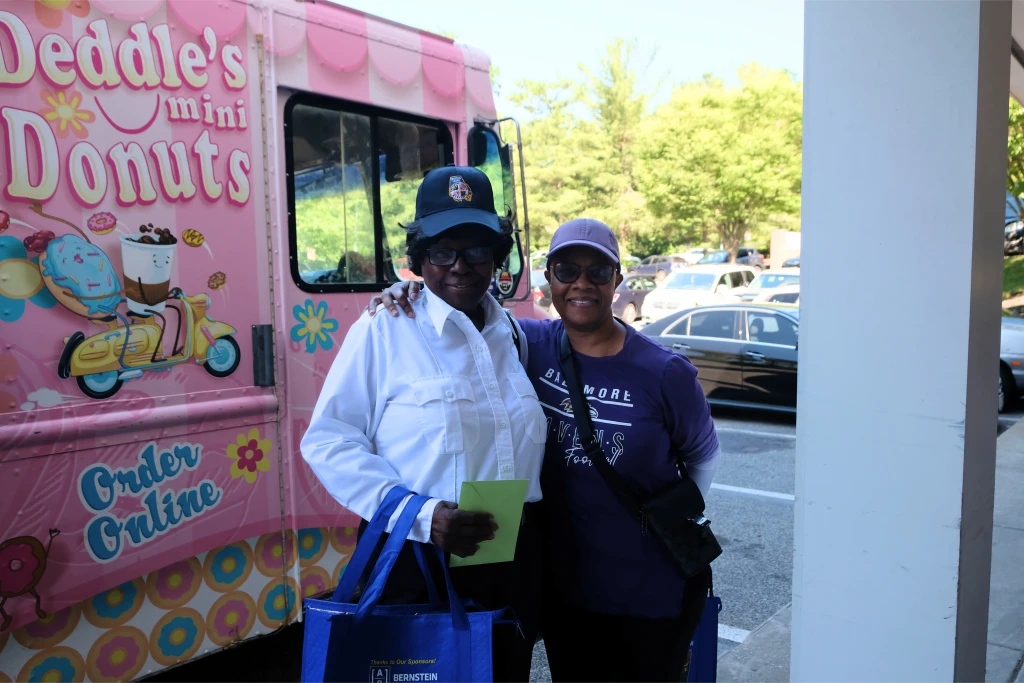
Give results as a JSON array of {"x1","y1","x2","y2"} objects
[{"x1": 0, "y1": 1, "x2": 535, "y2": 679}]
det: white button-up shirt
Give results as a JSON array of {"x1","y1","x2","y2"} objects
[{"x1": 301, "y1": 290, "x2": 547, "y2": 543}]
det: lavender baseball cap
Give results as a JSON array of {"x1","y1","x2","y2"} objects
[{"x1": 547, "y1": 218, "x2": 620, "y2": 264}]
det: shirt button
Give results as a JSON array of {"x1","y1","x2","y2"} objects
[
  {"x1": 488, "y1": 383, "x2": 497, "y2": 391},
  {"x1": 502, "y1": 465, "x2": 512, "y2": 472},
  {"x1": 445, "y1": 390, "x2": 454, "y2": 399},
  {"x1": 500, "y1": 421, "x2": 507, "y2": 429}
]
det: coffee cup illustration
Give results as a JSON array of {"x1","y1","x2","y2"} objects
[{"x1": 120, "y1": 234, "x2": 176, "y2": 314}]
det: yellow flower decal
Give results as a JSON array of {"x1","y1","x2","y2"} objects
[
  {"x1": 290, "y1": 299, "x2": 338, "y2": 353},
  {"x1": 226, "y1": 428, "x2": 273, "y2": 484},
  {"x1": 39, "y1": 88, "x2": 95, "y2": 139}
]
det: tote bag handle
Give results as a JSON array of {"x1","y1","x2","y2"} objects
[
  {"x1": 332, "y1": 485, "x2": 413, "y2": 603},
  {"x1": 356, "y1": 495, "x2": 469, "y2": 630}
]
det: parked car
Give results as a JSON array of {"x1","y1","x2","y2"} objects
[
  {"x1": 698, "y1": 248, "x2": 765, "y2": 270},
  {"x1": 612, "y1": 275, "x2": 658, "y2": 323},
  {"x1": 620, "y1": 253, "x2": 642, "y2": 271},
  {"x1": 641, "y1": 304, "x2": 800, "y2": 411},
  {"x1": 1006, "y1": 222, "x2": 1024, "y2": 256},
  {"x1": 755, "y1": 284, "x2": 800, "y2": 305},
  {"x1": 531, "y1": 269, "x2": 551, "y2": 310},
  {"x1": 782, "y1": 257, "x2": 800, "y2": 268},
  {"x1": 681, "y1": 247, "x2": 711, "y2": 265},
  {"x1": 628, "y1": 254, "x2": 689, "y2": 281},
  {"x1": 641, "y1": 265, "x2": 757, "y2": 320},
  {"x1": 1000, "y1": 316, "x2": 1024, "y2": 411},
  {"x1": 734, "y1": 270, "x2": 800, "y2": 302}
]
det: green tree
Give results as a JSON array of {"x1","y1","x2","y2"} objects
[
  {"x1": 506, "y1": 78, "x2": 593, "y2": 247},
  {"x1": 507, "y1": 40, "x2": 666, "y2": 255},
  {"x1": 1008, "y1": 97, "x2": 1024, "y2": 221},
  {"x1": 636, "y1": 64, "x2": 803, "y2": 259}
]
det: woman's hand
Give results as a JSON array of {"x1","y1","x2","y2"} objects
[
  {"x1": 366, "y1": 281, "x2": 423, "y2": 318},
  {"x1": 430, "y1": 501, "x2": 498, "y2": 557}
]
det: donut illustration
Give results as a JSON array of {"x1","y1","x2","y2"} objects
[
  {"x1": 205, "y1": 591, "x2": 256, "y2": 647},
  {"x1": 329, "y1": 526, "x2": 357, "y2": 553},
  {"x1": 12, "y1": 603, "x2": 80, "y2": 649},
  {"x1": 145, "y1": 557, "x2": 202, "y2": 609},
  {"x1": 0, "y1": 529, "x2": 60, "y2": 632},
  {"x1": 297, "y1": 528, "x2": 327, "y2": 568}
]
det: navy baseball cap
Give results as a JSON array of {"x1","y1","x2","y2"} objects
[
  {"x1": 547, "y1": 218, "x2": 620, "y2": 264},
  {"x1": 415, "y1": 165, "x2": 500, "y2": 237}
]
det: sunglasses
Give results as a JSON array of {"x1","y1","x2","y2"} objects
[
  {"x1": 426, "y1": 246, "x2": 494, "y2": 267},
  {"x1": 551, "y1": 262, "x2": 618, "y2": 285}
]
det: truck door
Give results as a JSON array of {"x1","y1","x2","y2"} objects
[{"x1": 278, "y1": 92, "x2": 456, "y2": 539}]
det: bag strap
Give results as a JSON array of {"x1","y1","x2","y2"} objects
[
  {"x1": 557, "y1": 329, "x2": 707, "y2": 516},
  {"x1": 332, "y1": 485, "x2": 411, "y2": 603},
  {"x1": 355, "y1": 495, "x2": 469, "y2": 631},
  {"x1": 504, "y1": 309, "x2": 525, "y2": 365},
  {"x1": 412, "y1": 542, "x2": 441, "y2": 603},
  {"x1": 557, "y1": 330, "x2": 644, "y2": 517}
]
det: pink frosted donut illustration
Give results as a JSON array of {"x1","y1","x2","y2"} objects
[
  {"x1": 85, "y1": 626, "x2": 148, "y2": 682},
  {"x1": 205, "y1": 592, "x2": 256, "y2": 647},
  {"x1": 0, "y1": 529, "x2": 60, "y2": 632},
  {"x1": 254, "y1": 531, "x2": 296, "y2": 577},
  {"x1": 11, "y1": 603, "x2": 81, "y2": 649},
  {"x1": 145, "y1": 557, "x2": 202, "y2": 610},
  {"x1": 86, "y1": 212, "x2": 117, "y2": 235}
]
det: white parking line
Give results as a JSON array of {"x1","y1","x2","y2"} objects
[
  {"x1": 711, "y1": 483, "x2": 795, "y2": 502},
  {"x1": 719, "y1": 624, "x2": 751, "y2": 643},
  {"x1": 717, "y1": 427, "x2": 797, "y2": 440}
]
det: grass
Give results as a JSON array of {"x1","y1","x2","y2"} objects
[{"x1": 1006, "y1": 255, "x2": 1024, "y2": 300}]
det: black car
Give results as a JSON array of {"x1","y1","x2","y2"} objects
[
  {"x1": 782, "y1": 257, "x2": 800, "y2": 268},
  {"x1": 640, "y1": 304, "x2": 799, "y2": 411},
  {"x1": 698, "y1": 248, "x2": 765, "y2": 270}
]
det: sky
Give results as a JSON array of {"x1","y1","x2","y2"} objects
[{"x1": 337, "y1": 0, "x2": 804, "y2": 119}]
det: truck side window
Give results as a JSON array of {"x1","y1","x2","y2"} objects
[
  {"x1": 291, "y1": 106, "x2": 376, "y2": 285},
  {"x1": 378, "y1": 117, "x2": 448, "y2": 282},
  {"x1": 286, "y1": 95, "x2": 453, "y2": 292}
]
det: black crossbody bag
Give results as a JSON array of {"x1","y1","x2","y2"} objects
[{"x1": 557, "y1": 330, "x2": 722, "y2": 579}]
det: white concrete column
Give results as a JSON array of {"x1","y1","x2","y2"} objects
[{"x1": 794, "y1": 2, "x2": 1010, "y2": 680}]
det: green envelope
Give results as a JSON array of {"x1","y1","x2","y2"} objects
[{"x1": 449, "y1": 479, "x2": 528, "y2": 567}]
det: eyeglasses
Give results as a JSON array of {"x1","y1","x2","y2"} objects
[
  {"x1": 425, "y1": 246, "x2": 494, "y2": 267},
  {"x1": 552, "y1": 262, "x2": 618, "y2": 285}
]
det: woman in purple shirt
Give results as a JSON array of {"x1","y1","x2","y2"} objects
[{"x1": 372, "y1": 218, "x2": 721, "y2": 682}]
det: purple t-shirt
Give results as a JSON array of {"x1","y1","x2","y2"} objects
[{"x1": 518, "y1": 318, "x2": 719, "y2": 618}]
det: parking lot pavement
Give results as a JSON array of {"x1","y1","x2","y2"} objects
[
  {"x1": 1001, "y1": 407, "x2": 1024, "y2": 435},
  {"x1": 705, "y1": 408, "x2": 796, "y2": 659}
]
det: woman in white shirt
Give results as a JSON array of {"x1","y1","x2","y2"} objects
[{"x1": 301, "y1": 166, "x2": 547, "y2": 682}]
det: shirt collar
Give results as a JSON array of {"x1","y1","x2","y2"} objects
[{"x1": 422, "y1": 287, "x2": 505, "y2": 337}]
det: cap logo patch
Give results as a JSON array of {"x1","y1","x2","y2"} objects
[{"x1": 448, "y1": 175, "x2": 473, "y2": 203}]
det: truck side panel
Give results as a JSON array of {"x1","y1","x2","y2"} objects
[{"x1": 0, "y1": 0, "x2": 287, "y2": 677}]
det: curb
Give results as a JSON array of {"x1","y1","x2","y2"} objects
[{"x1": 717, "y1": 604, "x2": 791, "y2": 683}]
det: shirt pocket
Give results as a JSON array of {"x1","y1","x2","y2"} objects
[
  {"x1": 508, "y1": 374, "x2": 547, "y2": 444},
  {"x1": 410, "y1": 375, "x2": 480, "y2": 455}
]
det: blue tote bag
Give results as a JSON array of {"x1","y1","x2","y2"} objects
[
  {"x1": 301, "y1": 487, "x2": 513, "y2": 682},
  {"x1": 685, "y1": 593, "x2": 723, "y2": 682}
]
